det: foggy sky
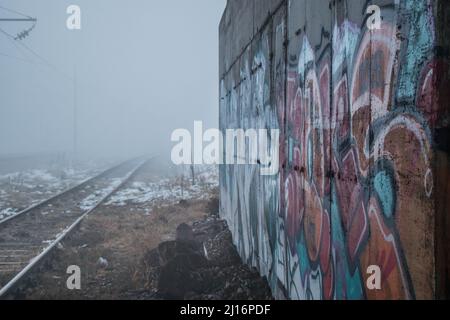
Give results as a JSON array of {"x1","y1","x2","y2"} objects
[{"x1": 0, "y1": 0, "x2": 225, "y2": 160}]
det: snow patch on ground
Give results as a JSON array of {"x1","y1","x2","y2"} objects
[
  {"x1": 0, "y1": 165, "x2": 106, "y2": 218},
  {"x1": 79, "y1": 178, "x2": 123, "y2": 211},
  {"x1": 0, "y1": 167, "x2": 97, "y2": 191},
  {"x1": 0, "y1": 207, "x2": 18, "y2": 221},
  {"x1": 106, "y1": 165, "x2": 218, "y2": 207}
]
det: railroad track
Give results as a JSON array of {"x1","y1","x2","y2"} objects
[{"x1": 0, "y1": 157, "x2": 151, "y2": 297}]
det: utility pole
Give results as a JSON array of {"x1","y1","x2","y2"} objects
[
  {"x1": 0, "y1": 18, "x2": 36, "y2": 21},
  {"x1": 73, "y1": 65, "x2": 77, "y2": 166}
]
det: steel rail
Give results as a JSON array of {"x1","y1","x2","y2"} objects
[
  {"x1": 0, "y1": 158, "x2": 139, "y2": 226},
  {"x1": 0, "y1": 157, "x2": 150, "y2": 298}
]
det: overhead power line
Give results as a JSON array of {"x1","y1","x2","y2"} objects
[
  {"x1": 0, "y1": 18, "x2": 36, "y2": 21},
  {"x1": 0, "y1": 4, "x2": 75, "y2": 85},
  {"x1": 0, "y1": 5, "x2": 32, "y2": 18},
  {"x1": 0, "y1": 51, "x2": 39, "y2": 65},
  {"x1": 0, "y1": 26, "x2": 73, "y2": 81},
  {"x1": 0, "y1": 5, "x2": 37, "y2": 40}
]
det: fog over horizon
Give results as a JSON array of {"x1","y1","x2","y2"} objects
[{"x1": 0, "y1": 0, "x2": 225, "y2": 162}]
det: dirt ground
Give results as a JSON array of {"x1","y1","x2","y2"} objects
[
  {"x1": 9, "y1": 160, "x2": 272, "y2": 300},
  {"x1": 18, "y1": 195, "x2": 215, "y2": 299}
]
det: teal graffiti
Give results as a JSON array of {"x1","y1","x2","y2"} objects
[
  {"x1": 374, "y1": 171, "x2": 395, "y2": 218},
  {"x1": 331, "y1": 187, "x2": 364, "y2": 300}
]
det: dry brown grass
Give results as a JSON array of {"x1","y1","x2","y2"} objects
[{"x1": 21, "y1": 196, "x2": 215, "y2": 300}]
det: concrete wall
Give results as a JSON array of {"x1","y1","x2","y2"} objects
[{"x1": 219, "y1": 0, "x2": 450, "y2": 299}]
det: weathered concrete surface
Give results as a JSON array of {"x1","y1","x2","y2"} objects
[{"x1": 219, "y1": 0, "x2": 450, "y2": 300}]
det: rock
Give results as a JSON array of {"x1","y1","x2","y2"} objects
[
  {"x1": 143, "y1": 247, "x2": 160, "y2": 268},
  {"x1": 203, "y1": 230, "x2": 241, "y2": 267},
  {"x1": 179, "y1": 199, "x2": 189, "y2": 208},
  {"x1": 206, "y1": 197, "x2": 219, "y2": 215},
  {"x1": 176, "y1": 223, "x2": 194, "y2": 242},
  {"x1": 157, "y1": 240, "x2": 199, "y2": 266},
  {"x1": 192, "y1": 219, "x2": 227, "y2": 244},
  {"x1": 97, "y1": 257, "x2": 108, "y2": 269},
  {"x1": 157, "y1": 252, "x2": 208, "y2": 299},
  {"x1": 148, "y1": 216, "x2": 273, "y2": 300}
]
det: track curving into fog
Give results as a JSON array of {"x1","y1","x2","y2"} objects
[{"x1": 0, "y1": 157, "x2": 151, "y2": 297}]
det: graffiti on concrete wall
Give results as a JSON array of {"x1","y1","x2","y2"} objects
[
  {"x1": 220, "y1": 25, "x2": 281, "y2": 281},
  {"x1": 220, "y1": 0, "x2": 442, "y2": 300}
]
